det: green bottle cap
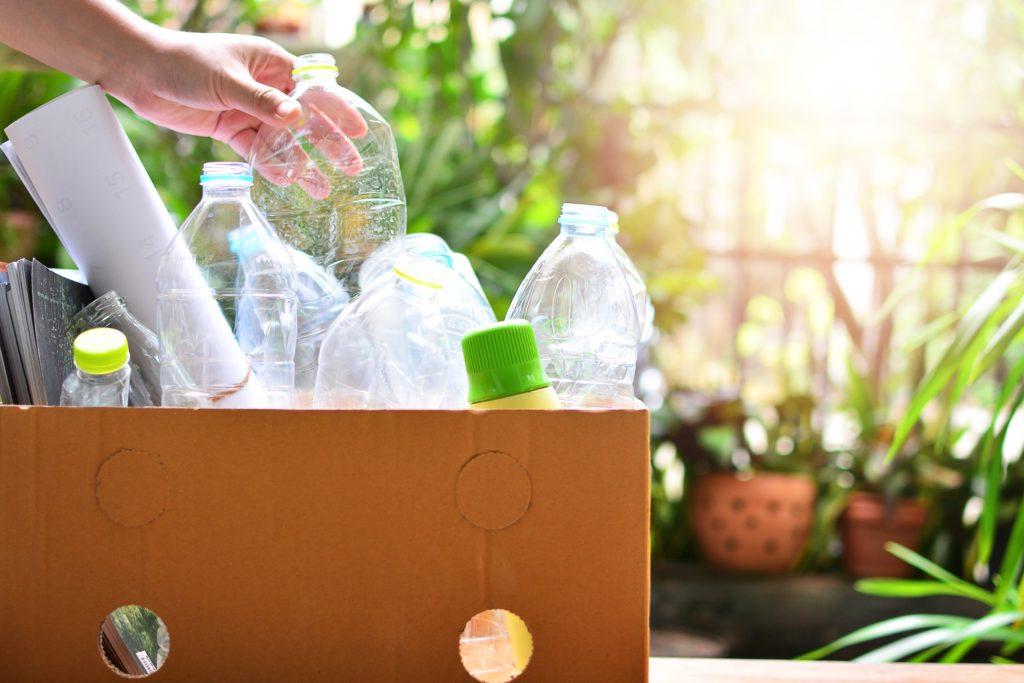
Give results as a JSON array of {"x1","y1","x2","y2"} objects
[
  {"x1": 73, "y1": 328, "x2": 129, "y2": 375},
  {"x1": 462, "y1": 320, "x2": 550, "y2": 404}
]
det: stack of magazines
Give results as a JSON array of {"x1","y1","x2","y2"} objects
[{"x1": 0, "y1": 258, "x2": 93, "y2": 404}]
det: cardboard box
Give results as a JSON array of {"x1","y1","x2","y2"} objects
[{"x1": 0, "y1": 406, "x2": 650, "y2": 681}]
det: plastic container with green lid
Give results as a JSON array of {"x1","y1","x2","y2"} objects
[
  {"x1": 461, "y1": 320, "x2": 562, "y2": 409},
  {"x1": 59, "y1": 328, "x2": 131, "y2": 407}
]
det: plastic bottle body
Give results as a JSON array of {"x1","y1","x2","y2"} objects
[
  {"x1": 607, "y1": 212, "x2": 653, "y2": 346},
  {"x1": 59, "y1": 365, "x2": 130, "y2": 407},
  {"x1": 507, "y1": 204, "x2": 640, "y2": 409},
  {"x1": 74, "y1": 290, "x2": 162, "y2": 407},
  {"x1": 314, "y1": 257, "x2": 490, "y2": 409},
  {"x1": 157, "y1": 163, "x2": 298, "y2": 409},
  {"x1": 251, "y1": 54, "x2": 406, "y2": 297}
]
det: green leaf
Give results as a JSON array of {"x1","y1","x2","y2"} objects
[
  {"x1": 859, "y1": 612, "x2": 1024, "y2": 663},
  {"x1": 888, "y1": 267, "x2": 1019, "y2": 461},
  {"x1": 972, "y1": 291, "x2": 1024, "y2": 382},
  {"x1": 884, "y1": 543, "x2": 997, "y2": 606},
  {"x1": 856, "y1": 579, "x2": 995, "y2": 605},
  {"x1": 797, "y1": 614, "x2": 967, "y2": 661}
]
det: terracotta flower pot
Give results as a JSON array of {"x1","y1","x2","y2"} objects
[
  {"x1": 841, "y1": 491, "x2": 928, "y2": 578},
  {"x1": 692, "y1": 472, "x2": 816, "y2": 574}
]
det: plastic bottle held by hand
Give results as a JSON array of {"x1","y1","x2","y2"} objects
[
  {"x1": 506, "y1": 203, "x2": 640, "y2": 409},
  {"x1": 59, "y1": 328, "x2": 131, "y2": 407},
  {"x1": 157, "y1": 162, "x2": 298, "y2": 408},
  {"x1": 250, "y1": 53, "x2": 406, "y2": 297},
  {"x1": 462, "y1": 320, "x2": 561, "y2": 409}
]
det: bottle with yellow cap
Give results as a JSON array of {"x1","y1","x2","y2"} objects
[
  {"x1": 462, "y1": 320, "x2": 561, "y2": 409},
  {"x1": 250, "y1": 52, "x2": 406, "y2": 298},
  {"x1": 313, "y1": 255, "x2": 487, "y2": 409},
  {"x1": 59, "y1": 328, "x2": 131, "y2": 407}
]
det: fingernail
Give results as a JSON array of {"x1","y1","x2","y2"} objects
[{"x1": 275, "y1": 99, "x2": 300, "y2": 120}]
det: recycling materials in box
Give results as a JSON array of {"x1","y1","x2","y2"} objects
[{"x1": 0, "y1": 406, "x2": 650, "y2": 681}]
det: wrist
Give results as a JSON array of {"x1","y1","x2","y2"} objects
[{"x1": 95, "y1": 15, "x2": 175, "y2": 98}]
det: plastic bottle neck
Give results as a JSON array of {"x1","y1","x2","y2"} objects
[
  {"x1": 202, "y1": 184, "x2": 252, "y2": 200},
  {"x1": 560, "y1": 221, "x2": 606, "y2": 238}
]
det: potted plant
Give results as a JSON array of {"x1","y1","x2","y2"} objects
[
  {"x1": 835, "y1": 360, "x2": 964, "y2": 578},
  {"x1": 672, "y1": 392, "x2": 822, "y2": 574}
]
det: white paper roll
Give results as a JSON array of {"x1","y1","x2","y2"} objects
[{"x1": 4, "y1": 85, "x2": 272, "y2": 408}]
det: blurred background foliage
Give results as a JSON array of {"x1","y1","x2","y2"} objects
[{"x1": 4, "y1": 0, "x2": 1024, "y2": 580}]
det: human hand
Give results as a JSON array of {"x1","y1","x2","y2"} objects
[{"x1": 107, "y1": 29, "x2": 302, "y2": 158}]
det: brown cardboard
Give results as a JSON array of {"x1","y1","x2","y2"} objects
[{"x1": 0, "y1": 406, "x2": 650, "y2": 682}]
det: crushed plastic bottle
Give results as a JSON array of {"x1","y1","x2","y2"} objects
[
  {"x1": 74, "y1": 290, "x2": 161, "y2": 407},
  {"x1": 228, "y1": 226, "x2": 348, "y2": 405},
  {"x1": 314, "y1": 255, "x2": 492, "y2": 409},
  {"x1": 157, "y1": 162, "x2": 298, "y2": 408},
  {"x1": 506, "y1": 203, "x2": 640, "y2": 409},
  {"x1": 60, "y1": 328, "x2": 131, "y2": 407},
  {"x1": 250, "y1": 52, "x2": 406, "y2": 297},
  {"x1": 360, "y1": 232, "x2": 486, "y2": 302}
]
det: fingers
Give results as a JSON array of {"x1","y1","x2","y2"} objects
[
  {"x1": 306, "y1": 102, "x2": 363, "y2": 177},
  {"x1": 302, "y1": 88, "x2": 369, "y2": 139},
  {"x1": 220, "y1": 72, "x2": 302, "y2": 129},
  {"x1": 249, "y1": 124, "x2": 332, "y2": 200}
]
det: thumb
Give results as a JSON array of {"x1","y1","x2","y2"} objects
[{"x1": 221, "y1": 74, "x2": 302, "y2": 128}]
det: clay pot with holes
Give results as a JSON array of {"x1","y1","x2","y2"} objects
[
  {"x1": 840, "y1": 491, "x2": 928, "y2": 578},
  {"x1": 692, "y1": 472, "x2": 816, "y2": 574}
]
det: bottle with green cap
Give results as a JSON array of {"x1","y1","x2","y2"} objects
[
  {"x1": 59, "y1": 328, "x2": 131, "y2": 407},
  {"x1": 461, "y1": 320, "x2": 562, "y2": 409}
]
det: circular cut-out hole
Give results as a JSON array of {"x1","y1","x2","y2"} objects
[
  {"x1": 723, "y1": 536, "x2": 739, "y2": 552},
  {"x1": 764, "y1": 539, "x2": 779, "y2": 555},
  {"x1": 459, "y1": 609, "x2": 533, "y2": 682},
  {"x1": 730, "y1": 497, "x2": 746, "y2": 511},
  {"x1": 99, "y1": 605, "x2": 169, "y2": 678},
  {"x1": 766, "y1": 500, "x2": 781, "y2": 514},
  {"x1": 744, "y1": 515, "x2": 759, "y2": 530}
]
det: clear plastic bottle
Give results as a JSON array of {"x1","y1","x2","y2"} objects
[
  {"x1": 608, "y1": 211, "x2": 650, "y2": 342},
  {"x1": 228, "y1": 227, "x2": 348, "y2": 405},
  {"x1": 506, "y1": 203, "x2": 640, "y2": 409},
  {"x1": 359, "y1": 233, "x2": 486, "y2": 302},
  {"x1": 157, "y1": 162, "x2": 298, "y2": 408},
  {"x1": 314, "y1": 255, "x2": 489, "y2": 409},
  {"x1": 59, "y1": 328, "x2": 131, "y2": 407},
  {"x1": 250, "y1": 52, "x2": 406, "y2": 297},
  {"x1": 74, "y1": 290, "x2": 161, "y2": 407}
]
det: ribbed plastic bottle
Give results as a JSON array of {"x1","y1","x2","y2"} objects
[
  {"x1": 506, "y1": 203, "x2": 640, "y2": 408},
  {"x1": 250, "y1": 52, "x2": 406, "y2": 297},
  {"x1": 59, "y1": 328, "x2": 131, "y2": 407},
  {"x1": 157, "y1": 162, "x2": 298, "y2": 408}
]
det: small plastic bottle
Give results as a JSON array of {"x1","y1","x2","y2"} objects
[
  {"x1": 59, "y1": 328, "x2": 131, "y2": 407},
  {"x1": 462, "y1": 320, "x2": 561, "y2": 409},
  {"x1": 74, "y1": 290, "x2": 161, "y2": 406}
]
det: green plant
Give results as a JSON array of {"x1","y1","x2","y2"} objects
[{"x1": 800, "y1": 540, "x2": 1024, "y2": 663}]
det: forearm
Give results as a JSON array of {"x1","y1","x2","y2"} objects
[{"x1": 0, "y1": 0, "x2": 163, "y2": 91}]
